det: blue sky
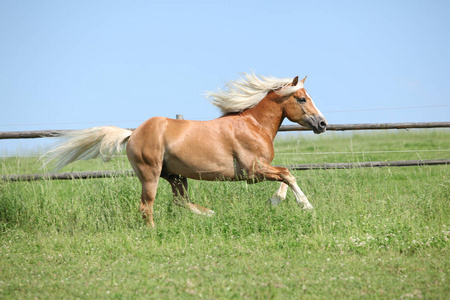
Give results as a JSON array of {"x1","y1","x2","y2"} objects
[{"x1": 1, "y1": 0, "x2": 449, "y2": 155}]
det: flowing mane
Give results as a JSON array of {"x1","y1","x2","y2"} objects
[{"x1": 206, "y1": 73, "x2": 303, "y2": 115}]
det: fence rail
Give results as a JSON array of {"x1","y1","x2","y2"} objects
[
  {"x1": 2, "y1": 170, "x2": 135, "y2": 182},
  {"x1": 2, "y1": 159, "x2": 449, "y2": 182},
  {"x1": 1, "y1": 121, "x2": 449, "y2": 182},
  {"x1": 286, "y1": 159, "x2": 450, "y2": 170},
  {"x1": 279, "y1": 122, "x2": 450, "y2": 132},
  {"x1": 1, "y1": 122, "x2": 450, "y2": 140}
]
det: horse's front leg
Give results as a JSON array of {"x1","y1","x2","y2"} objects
[
  {"x1": 283, "y1": 172, "x2": 314, "y2": 210},
  {"x1": 269, "y1": 182, "x2": 288, "y2": 206},
  {"x1": 254, "y1": 164, "x2": 314, "y2": 210}
]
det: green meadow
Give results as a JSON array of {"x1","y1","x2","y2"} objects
[{"x1": 1, "y1": 130, "x2": 449, "y2": 299}]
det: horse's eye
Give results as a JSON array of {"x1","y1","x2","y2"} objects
[{"x1": 295, "y1": 96, "x2": 306, "y2": 103}]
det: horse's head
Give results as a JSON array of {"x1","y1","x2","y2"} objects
[{"x1": 282, "y1": 76, "x2": 327, "y2": 134}]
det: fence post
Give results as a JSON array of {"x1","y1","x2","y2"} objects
[{"x1": 176, "y1": 114, "x2": 184, "y2": 120}]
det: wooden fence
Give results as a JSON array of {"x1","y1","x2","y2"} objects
[
  {"x1": 1, "y1": 121, "x2": 449, "y2": 181},
  {"x1": 1, "y1": 122, "x2": 450, "y2": 140}
]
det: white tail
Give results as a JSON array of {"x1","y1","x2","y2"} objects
[{"x1": 41, "y1": 126, "x2": 133, "y2": 171}]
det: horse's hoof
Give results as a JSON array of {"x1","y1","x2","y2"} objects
[
  {"x1": 145, "y1": 221, "x2": 156, "y2": 228},
  {"x1": 204, "y1": 209, "x2": 215, "y2": 217},
  {"x1": 269, "y1": 197, "x2": 282, "y2": 206},
  {"x1": 189, "y1": 203, "x2": 215, "y2": 217},
  {"x1": 302, "y1": 204, "x2": 314, "y2": 210}
]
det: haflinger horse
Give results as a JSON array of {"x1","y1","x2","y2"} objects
[{"x1": 43, "y1": 73, "x2": 327, "y2": 227}]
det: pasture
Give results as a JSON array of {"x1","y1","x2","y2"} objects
[{"x1": 1, "y1": 130, "x2": 449, "y2": 299}]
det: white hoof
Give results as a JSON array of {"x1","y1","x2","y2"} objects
[
  {"x1": 204, "y1": 209, "x2": 215, "y2": 217},
  {"x1": 269, "y1": 197, "x2": 282, "y2": 206},
  {"x1": 302, "y1": 204, "x2": 314, "y2": 210}
]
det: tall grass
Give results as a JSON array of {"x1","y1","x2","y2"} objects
[{"x1": 0, "y1": 130, "x2": 449, "y2": 298}]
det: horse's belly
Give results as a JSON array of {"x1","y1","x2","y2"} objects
[
  {"x1": 159, "y1": 118, "x2": 246, "y2": 181},
  {"x1": 163, "y1": 152, "x2": 237, "y2": 181}
]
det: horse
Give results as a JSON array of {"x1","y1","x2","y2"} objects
[{"x1": 43, "y1": 73, "x2": 327, "y2": 227}]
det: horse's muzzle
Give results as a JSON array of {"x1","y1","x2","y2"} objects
[{"x1": 308, "y1": 115, "x2": 328, "y2": 134}]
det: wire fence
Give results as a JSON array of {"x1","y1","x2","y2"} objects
[
  {"x1": 2, "y1": 159, "x2": 449, "y2": 182},
  {"x1": 1, "y1": 104, "x2": 449, "y2": 128}
]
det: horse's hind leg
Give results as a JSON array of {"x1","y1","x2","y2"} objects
[
  {"x1": 129, "y1": 161, "x2": 162, "y2": 227},
  {"x1": 140, "y1": 178, "x2": 159, "y2": 227},
  {"x1": 168, "y1": 175, "x2": 214, "y2": 216}
]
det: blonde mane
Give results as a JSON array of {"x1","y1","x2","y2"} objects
[{"x1": 206, "y1": 72, "x2": 303, "y2": 115}]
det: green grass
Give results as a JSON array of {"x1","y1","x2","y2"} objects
[{"x1": 1, "y1": 130, "x2": 449, "y2": 299}]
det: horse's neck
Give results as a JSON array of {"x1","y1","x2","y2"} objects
[{"x1": 244, "y1": 96, "x2": 285, "y2": 140}]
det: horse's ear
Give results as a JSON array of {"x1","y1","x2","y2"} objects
[
  {"x1": 300, "y1": 76, "x2": 307, "y2": 84},
  {"x1": 292, "y1": 76, "x2": 299, "y2": 86}
]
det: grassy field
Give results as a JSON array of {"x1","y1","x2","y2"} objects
[{"x1": 1, "y1": 130, "x2": 449, "y2": 299}]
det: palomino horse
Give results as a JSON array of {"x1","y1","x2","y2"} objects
[{"x1": 44, "y1": 73, "x2": 327, "y2": 227}]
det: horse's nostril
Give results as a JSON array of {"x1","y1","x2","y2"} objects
[{"x1": 319, "y1": 121, "x2": 327, "y2": 129}]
